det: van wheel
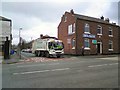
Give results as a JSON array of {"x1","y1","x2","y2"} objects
[
  {"x1": 37, "y1": 51, "x2": 41, "y2": 57},
  {"x1": 35, "y1": 51, "x2": 38, "y2": 56},
  {"x1": 41, "y1": 52, "x2": 45, "y2": 57},
  {"x1": 46, "y1": 52, "x2": 49, "y2": 58}
]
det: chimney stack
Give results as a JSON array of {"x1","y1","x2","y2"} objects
[
  {"x1": 70, "y1": 9, "x2": 74, "y2": 14},
  {"x1": 40, "y1": 34, "x2": 43, "y2": 39},
  {"x1": 105, "y1": 18, "x2": 110, "y2": 23},
  {"x1": 101, "y1": 16, "x2": 104, "y2": 20}
]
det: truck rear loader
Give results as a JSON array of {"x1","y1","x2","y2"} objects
[{"x1": 32, "y1": 38, "x2": 64, "y2": 58}]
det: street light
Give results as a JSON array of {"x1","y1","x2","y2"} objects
[{"x1": 19, "y1": 28, "x2": 22, "y2": 59}]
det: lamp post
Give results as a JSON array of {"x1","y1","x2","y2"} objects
[{"x1": 19, "y1": 28, "x2": 22, "y2": 59}]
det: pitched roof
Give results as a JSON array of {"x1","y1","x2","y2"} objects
[
  {"x1": 0, "y1": 16, "x2": 11, "y2": 21},
  {"x1": 65, "y1": 10, "x2": 119, "y2": 26},
  {"x1": 74, "y1": 13, "x2": 118, "y2": 26}
]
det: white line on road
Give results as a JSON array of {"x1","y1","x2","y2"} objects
[
  {"x1": 88, "y1": 64, "x2": 108, "y2": 68},
  {"x1": 108, "y1": 63, "x2": 118, "y2": 65},
  {"x1": 13, "y1": 70, "x2": 50, "y2": 75},
  {"x1": 88, "y1": 63, "x2": 118, "y2": 68},
  {"x1": 13, "y1": 68, "x2": 70, "y2": 75},
  {"x1": 17, "y1": 63, "x2": 60, "y2": 68},
  {"x1": 96, "y1": 57, "x2": 118, "y2": 60},
  {"x1": 51, "y1": 68, "x2": 70, "y2": 71}
]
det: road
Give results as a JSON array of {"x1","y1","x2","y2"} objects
[{"x1": 2, "y1": 53, "x2": 119, "y2": 88}]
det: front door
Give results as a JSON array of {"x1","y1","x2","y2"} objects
[
  {"x1": 97, "y1": 43, "x2": 100, "y2": 54},
  {"x1": 97, "y1": 42, "x2": 102, "y2": 54}
]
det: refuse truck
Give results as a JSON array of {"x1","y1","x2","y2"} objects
[{"x1": 32, "y1": 38, "x2": 64, "y2": 58}]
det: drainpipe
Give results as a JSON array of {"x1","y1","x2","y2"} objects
[{"x1": 75, "y1": 17, "x2": 78, "y2": 55}]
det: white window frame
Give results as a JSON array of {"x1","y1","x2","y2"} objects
[
  {"x1": 84, "y1": 38, "x2": 90, "y2": 50},
  {"x1": 109, "y1": 27, "x2": 113, "y2": 37},
  {"x1": 97, "y1": 25, "x2": 102, "y2": 35},
  {"x1": 71, "y1": 38, "x2": 75, "y2": 49},
  {"x1": 72, "y1": 23, "x2": 75, "y2": 33},
  {"x1": 108, "y1": 40, "x2": 113, "y2": 51},
  {"x1": 68, "y1": 24, "x2": 72, "y2": 35},
  {"x1": 68, "y1": 23, "x2": 75, "y2": 35},
  {"x1": 84, "y1": 23, "x2": 90, "y2": 34},
  {"x1": 64, "y1": 16, "x2": 67, "y2": 22}
]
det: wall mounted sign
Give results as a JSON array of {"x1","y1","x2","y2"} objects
[
  {"x1": 92, "y1": 40, "x2": 97, "y2": 44},
  {"x1": 83, "y1": 34, "x2": 95, "y2": 38}
]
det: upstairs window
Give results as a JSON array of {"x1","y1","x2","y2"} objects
[
  {"x1": 64, "y1": 16, "x2": 67, "y2": 22},
  {"x1": 109, "y1": 27, "x2": 113, "y2": 37},
  {"x1": 73, "y1": 23, "x2": 75, "y2": 33},
  {"x1": 84, "y1": 23, "x2": 90, "y2": 34},
  {"x1": 68, "y1": 24, "x2": 72, "y2": 35},
  {"x1": 68, "y1": 23, "x2": 75, "y2": 35},
  {"x1": 97, "y1": 25, "x2": 102, "y2": 35}
]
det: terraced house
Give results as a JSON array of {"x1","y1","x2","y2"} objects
[{"x1": 58, "y1": 10, "x2": 120, "y2": 55}]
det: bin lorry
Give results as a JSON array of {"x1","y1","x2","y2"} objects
[{"x1": 32, "y1": 38, "x2": 64, "y2": 58}]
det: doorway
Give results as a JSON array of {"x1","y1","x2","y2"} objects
[{"x1": 97, "y1": 42, "x2": 102, "y2": 54}]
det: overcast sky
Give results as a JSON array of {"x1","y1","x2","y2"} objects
[{"x1": 1, "y1": 0, "x2": 119, "y2": 45}]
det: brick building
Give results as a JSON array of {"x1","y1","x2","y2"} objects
[{"x1": 58, "y1": 10, "x2": 120, "y2": 55}]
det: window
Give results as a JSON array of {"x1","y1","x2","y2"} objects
[
  {"x1": 109, "y1": 27, "x2": 113, "y2": 37},
  {"x1": 68, "y1": 24, "x2": 72, "y2": 34},
  {"x1": 73, "y1": 23, "x2": 75, "y2": 33},
  {"x1": 71, "y1": 38, "x2": 75, "y2": 49},
  {"x1": 64, "y1": 16, "x2": 67, "y2": 22},
  {"x1": 97, "y1": 25, "x2": 102, "y2": 35},
  {"x1": 68, "y1": 23, "x2": 75, "y2": 35},
  {"x1": 48, "y1": 42, "x2": 64, "y2": 50},
  {"x1": 84, "y1": 23, "x2": 90, "y2": 34},
  {"x1": 109, "y1": 40, "x2": 113, "y2": 51},
  {"x1": 84, "y1": 38, "x2": 90, "y2": 49}
]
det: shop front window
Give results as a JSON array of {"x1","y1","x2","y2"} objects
[{"x1": 84, "y1": 38, "x2": 90, "y2": 50}]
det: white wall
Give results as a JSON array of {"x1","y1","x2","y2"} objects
[{"x1": 0, "y1": 21, "x2": 11, "y2": 41}]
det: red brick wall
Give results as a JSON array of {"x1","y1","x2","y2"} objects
[
  {"x1": 58, "y1": 12, "x2": 76, "y2": 54},
  {"x1": 76, "y1": 19, "x2": 119, "y2": 55},
  {"x1": 58, "y1": 12, "x2": 120, "y2": 55}
]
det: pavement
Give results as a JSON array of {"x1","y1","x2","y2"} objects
[
  {"x1": 0, "y1": 56, "x2": 3, "y2": 64},
  {"x1": 1, "y1": 53, "x2": 119, "y2": 64},
  {"x1": 1, "y1": 53, "x2": 24, "y2": 64}
]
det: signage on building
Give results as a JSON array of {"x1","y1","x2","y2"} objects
[
  {"x1": 92, "y1": 40, "x2": 97, "y2": 44},
  {"x1": 83, "y1": 34, "x2": 95, "y2": 38}
]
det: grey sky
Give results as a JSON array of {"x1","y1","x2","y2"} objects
[{"x1": 1, "y1": 0, "x2": 119, "y2": 45}]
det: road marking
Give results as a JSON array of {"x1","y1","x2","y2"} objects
[
  {"x1": 88, "y1": 64, "x2": 108, "y2": 68},
  {"x1": 17, "y1": 64, "x2": 46, "y2": 67},
  {"x1": 13, "y1": 68, "x2": 70, "y2": 75},
  {"x1": 108, "y1": 63, "x2": 118, "y2": 65},
  {"x1": 17, "y1": 63, "x2": 60, "y2": 68},
  {"x1": 96, "y1": 57, "x2": 118, "y2": 60},
  {"x1": 88, "y1": 63, "x2": 118, "y2": 68},
  {"x1": 13, "y1": 70, "x2": 50, "y2": 75},
  {"x1": 51, "y1": 68, "x2": 70, "y2": 71}
]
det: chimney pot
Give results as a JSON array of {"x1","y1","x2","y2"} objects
[
  {"x1": 101, "y1": 16, "x2": 104, "y2": 20},
  {"x1": 40, "y1": 34, "x2": 43, "y2": 39}
]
